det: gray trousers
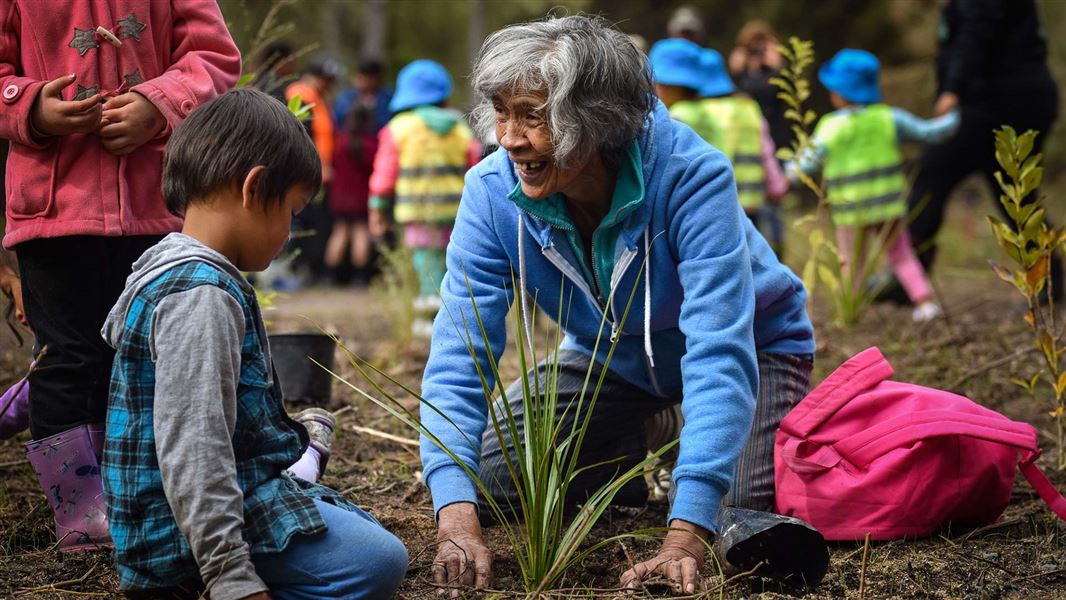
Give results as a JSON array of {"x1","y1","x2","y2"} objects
[{"x1": 479, "y1": 350, "x2": 812, "y2": 515}]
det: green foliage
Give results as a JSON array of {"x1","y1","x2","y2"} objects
[
  {"x1": 323, "y1": 268, "x2": 673, "y2": 594},
  {"x1": 369, "y1": 243, "x2": 420, "y2": 355},
  {"x1": 987, "y1": 126, "x2": 1066, "y2": 467}
]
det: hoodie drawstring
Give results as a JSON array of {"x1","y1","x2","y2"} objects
[
  {"x1": 643, "y1": 227, "x2": 655, "y2": 368},
  {"x1": 517, "y1": 209, "x2": 656, "y2": 371},
  {"x1": 517, "y1": 212, "x2": 535, "y2": 356}
]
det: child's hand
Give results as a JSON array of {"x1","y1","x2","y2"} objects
[
  {"x1": 30, "y1": 74, "x2": 103, "y2": 137},
  {"x1": 369, "y1": 209, "x2": 389, "y2": 237},
  {"x1": 239, "y1": 593, "x2": 270, "y2": 600},
  {"x1": 0, "y1": 268, "x2": 28, "y2": 330},
  {"x1": 97, "y1": 92, "x2": 166, "y2": 155}
]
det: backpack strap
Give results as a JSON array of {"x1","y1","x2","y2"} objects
[
  {"x1": 1019, "y1": 452, "x2": 1066, "y2": 521},
  {"x1": 834, "y1": 410, "x2": 1037, "y2": 466},
  {"x1": 779, "y1": 347, "x2": 894, "y2": 437}
]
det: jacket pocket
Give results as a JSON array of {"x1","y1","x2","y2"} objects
[{"x1": 6, "y1": 145, "x2": 56, "y2": 220}]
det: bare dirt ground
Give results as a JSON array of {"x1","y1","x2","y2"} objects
[{"x1": 2, "y1": 202, "x2": 1066, "y2": 598}]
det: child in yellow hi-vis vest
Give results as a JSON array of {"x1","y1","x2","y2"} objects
[
  {"x1": 699, "y1": 48, "x2": 788, "y2": 253},
  {"x1": 788, "y1": 49, "x2": 959, "y2": 322},
  {"x1": 368, "y1": 60, "x2": 481, "y2": 336},
  {"x1": 648, "y1": 39, "x2": 721, "y2": 145}
]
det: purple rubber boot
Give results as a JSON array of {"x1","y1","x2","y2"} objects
[
  {"x1": 0, "y1": 377, "x2": 29, "y2": 440},
  {"x1": 24, "y1": 424, "x2": 113, "y2": 552}
]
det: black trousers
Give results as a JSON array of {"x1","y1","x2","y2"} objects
[
  {"x1": 906, "y1": 75, "x2": 1060, "y2": 293},
  {"x1": 17, "y1": 235, "x2": 163, "y2": 439}
]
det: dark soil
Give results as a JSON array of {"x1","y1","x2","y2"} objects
[{"x1": 3, "y1": 207, "x2": 1066, "y2": 599}]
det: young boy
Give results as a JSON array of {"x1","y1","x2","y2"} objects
[
  {"x1": 788, "y1": 49, "x2": 959, "y2": 322},
  {"x1": 101, "y1": 89, "x2": 407, "y2": 600},
  {"x1": 368, "y1": 59, "x2": 481, "y2": 337},
  {"x1": 699, "y1": 48, "x2": 788, "y2": 249},
  {"x1": 648, "y1": 38, "x2": 721, "y2": 144}
]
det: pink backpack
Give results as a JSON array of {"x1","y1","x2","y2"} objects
[{"x1": 775, "y1": 347, "x2": 1066, "y2": 541}]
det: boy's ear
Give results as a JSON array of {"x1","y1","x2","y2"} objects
[{"x1": 241, "y1": 166, "x2": 269, "y2": 211}]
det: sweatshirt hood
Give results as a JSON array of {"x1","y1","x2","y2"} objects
[
  {"x1": 101, "y1": 233, "x2": 250, "y2": 349},
  {"x1": 414, "y1": 105, "x2": 461, "y2": 135}
]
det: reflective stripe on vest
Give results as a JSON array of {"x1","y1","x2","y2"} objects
[
  {"x1": 702, "y1": 96, "x2": 766, "y2": 209},
  {"x1": 390, "y1": 111, "x2": 471, "y2": 224},
  {"x1": 815, "y1": 104, "x2": 906, "y2": 227}
]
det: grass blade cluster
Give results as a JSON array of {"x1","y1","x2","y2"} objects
[{"x1": 318, "y1": 263, "x2": 675, "y2": 593}]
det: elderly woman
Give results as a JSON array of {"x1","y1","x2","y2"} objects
[{"x1": 421, "y1": 15, "x2": 824, "y2": 595}]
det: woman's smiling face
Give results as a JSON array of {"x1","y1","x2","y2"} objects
[{"x1": 494, "y1": 88, "x2": 589, "y2": 199}]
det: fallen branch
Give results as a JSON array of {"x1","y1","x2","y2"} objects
[
  {"x1": 859, "y1": 532, "x2": 871, "y2": 599},
  {"x1": 950, "y1": 347, "x2": 1034, "y2": 389},
  {"x1": 350, "y1": 424, "x2": 419, "y2": 448},
  {"x1": 16, "y1": 564, "x2": 99, "y2": 596}
]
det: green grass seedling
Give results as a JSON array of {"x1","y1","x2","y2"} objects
[{"x1": 319, "y1": 262, "x2": 676, "y2": 594}]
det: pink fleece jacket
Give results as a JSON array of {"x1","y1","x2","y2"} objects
[{"x1": 0, "y1": 0, "x2": 241, "y2": 248}]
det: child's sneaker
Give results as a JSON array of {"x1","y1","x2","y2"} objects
[
  {"x1": 912, "y1": 301, "x2": 942, "y2": 322},
  {"x1": 293, "y1": 408, "x2": 336, "y2": 476}
]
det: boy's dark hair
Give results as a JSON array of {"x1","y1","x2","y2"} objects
[{"x1": 163, "y1": 88, "x2": 322, "y2": 217}]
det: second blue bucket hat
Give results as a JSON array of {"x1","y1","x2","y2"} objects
[
  {"x1": 389, "y1": 59, "x2": 453, "y2": 113},
  {"x1": 649, "y1": 38, "x2": 706, "y2": 92},
  {"x1": 698, "y1": 48, "x2": 736, "y2": 98},
  {"x1": 818, "y1": 49, "x2": 882, "y2": 104}
]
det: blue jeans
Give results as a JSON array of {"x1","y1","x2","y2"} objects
[{"x1": 252, "y1": 499, "x2": 408, "y2": 599}]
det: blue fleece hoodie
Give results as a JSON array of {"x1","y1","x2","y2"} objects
[{"x1": 420, "y1": 100, "x2": 815, "y2": 533}]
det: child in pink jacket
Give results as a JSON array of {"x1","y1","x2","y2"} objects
[{"x1": 0, "y1": 0, "x2": 240, "y2": 551}]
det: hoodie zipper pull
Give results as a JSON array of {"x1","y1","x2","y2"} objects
[{"x1": 610, "y1": 321, "x2": 619, "y2": 343}]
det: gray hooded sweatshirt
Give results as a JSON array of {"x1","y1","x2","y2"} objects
[{"x1": 102, "y1": 233, "x2": 270, "y2": 600}]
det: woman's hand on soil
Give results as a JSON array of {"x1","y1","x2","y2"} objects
[
  {"x1": 30, "y1": 74, "x2": 103, "y2": 137},
  {"x1": 434, "y1": 502, "x2": 492, "y2": 598},
  {"x1": 620, "y1": 520, "x2": 709, "y2": 595},
  {"x1": 97, "y1": 92, "x2": 165, "y2": 155}
]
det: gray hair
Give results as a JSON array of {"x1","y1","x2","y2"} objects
[{"x1": 470, "y1": 15, "x2": 655, "y2": 170}]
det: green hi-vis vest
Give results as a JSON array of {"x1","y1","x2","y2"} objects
[
  {"x1": 391, "y1": 111, "x2": 472, "y2": 224},
  {"x1": 668, "y1": 100, "x2": 721, "y2": 149},
  {"x1": 702, "y1": 96, "x2": 766, "y2": 209},
  {"x1": 814, "y1": 104, "x2": 906, "y2": 227}
]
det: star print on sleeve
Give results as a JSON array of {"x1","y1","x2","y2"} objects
[
  {"x1": 69, "y1": 28, "x2": 100, "y2": 57},
  {"x1": 117, "y1": 14, "x2": 146, "y2": 42}
]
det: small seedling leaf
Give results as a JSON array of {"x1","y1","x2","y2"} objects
[
  {"x1": 1027, "y1": 254, "x2": 1050, "y2": 292},
  {"x1": 989, "y1": 260, "x2": 1014, "y2": 285}
]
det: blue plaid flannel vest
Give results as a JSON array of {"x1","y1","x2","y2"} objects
[{"x1": 103, "y1": 260, "x2": 352, "y2": 590}]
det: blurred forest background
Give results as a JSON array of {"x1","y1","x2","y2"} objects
[{"x1": 218, "y1": 0, "x2": 1066, "y2": 188}]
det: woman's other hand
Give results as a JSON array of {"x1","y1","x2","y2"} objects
[
  {"x1": 620, "y1": 520, "x2": 710, "y2": 595},
  {"x1": 433, "y1": 502, "x2": 493, "y2": 598}
]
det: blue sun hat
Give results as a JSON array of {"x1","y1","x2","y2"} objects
[
  {"x1": 818, "y1": 49, "x2": 881, "y2": 104},
  {"x1": 649, "y1": 38, "x2": 706, "y2": 92},
  {"x1": 698, "y1": 48, "x2": 736, "y2": 98},
  {"x1": 389, "y1": 59, "x2": 453, "y2": 113}
]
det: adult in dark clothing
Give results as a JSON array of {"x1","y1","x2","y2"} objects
[
  {"x1": 728, "y1": 20, "x2": 791, "y2": 256},
  {"x1": 901, "y1": 0, "x2": 1060, "y2": 300},
  {"x1": 728, "y1": 21, "x2": 791, "y2": 154}
]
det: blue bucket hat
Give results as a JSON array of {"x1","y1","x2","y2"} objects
[
  {"x1": 818, "y1": 49, "x2": 881, "y2": 104},
  {"x1": 389, "y1": 59, "x2": 453, "y2": 113},
  {"x1": 649, "y1": 38, "x2": 706, "y2": 92},
  {"x1": 698, "y1": 48, "x2": 735, "y2": 98}
]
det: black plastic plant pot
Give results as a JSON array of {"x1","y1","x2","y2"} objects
[{"x1": 268, "y1": 333, "x2": 336, "y2": 405}]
